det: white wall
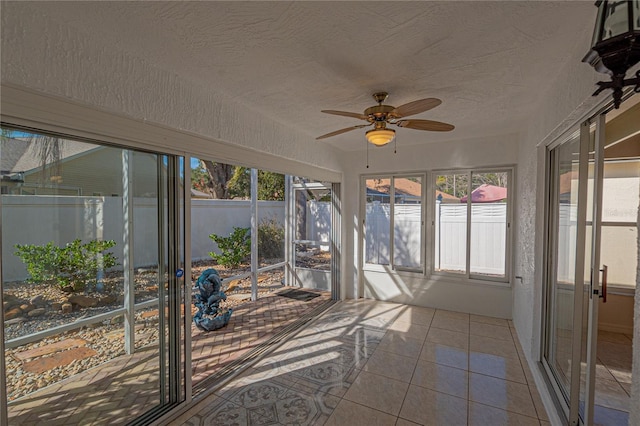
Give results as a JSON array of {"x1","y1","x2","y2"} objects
[
  {"x1": 0, "y1": 5, "x2": 342, "y2": 184},
  {"x1": 514, "y1": 42, "x2": 607, "y2": 365},
  {"x1": 339, "y1": 134, "x2": 518, "y2": 318}
]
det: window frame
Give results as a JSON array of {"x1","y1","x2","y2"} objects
[
  {"x1": 430, "y1": 167, "x2": 514, "y2": 284},
  {"x1": 361, "y1": 173, "x2": 426, "y2": 274}
]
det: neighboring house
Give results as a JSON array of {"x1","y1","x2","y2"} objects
[
  {"x1": 366, "y1": 177, "x2": 459, "y2": 204},
  {"x1": 1, "y1": 136, "x2": 160, "y2": 197},
  {"x1": 459, "y1": 184, "x2": 508, "y2": 203}
]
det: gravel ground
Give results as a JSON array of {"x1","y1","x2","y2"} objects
[{"x1": 3, "y1": 261, "x2": 285, "y2": 402}]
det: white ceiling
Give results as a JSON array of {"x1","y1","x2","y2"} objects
[{"x1": 15, "y1": 1, "x2": 596, "y2": 151}]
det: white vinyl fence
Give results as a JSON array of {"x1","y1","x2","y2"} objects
[
  {"x1": 307, "y1": 200, "x2": 331, "y2": 251},
  {"x1": 1, "y1": 196, "x2": 285, "y2": 282},
  {"x1": 366, "y1": 201, "x2": 508, "y2": 275}
]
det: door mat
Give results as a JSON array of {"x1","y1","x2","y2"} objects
[{"x1": 278, "y1": 289, "x2": 321, "y2": 302}]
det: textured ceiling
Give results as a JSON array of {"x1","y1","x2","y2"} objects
[{"x1": 12, "y1": 1, "x2": 596, "y2": 151}]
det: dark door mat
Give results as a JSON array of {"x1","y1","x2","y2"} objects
[{"x1": 278, "y1": 289, "x2": 321, "y2": 302}]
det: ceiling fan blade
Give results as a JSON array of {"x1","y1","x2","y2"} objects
[
  {"x1": 396, "y1": 119, "x2": 454, "y2": 132},
  {"x1": 391, "y1": 98, "x2": 442, "y2": 118},
  {"x1": 316, "y1": 124, "x2": 370, "y2": 140},
  {"x1": 321, "y1": 110, "x2": 369, "y2": 120}
]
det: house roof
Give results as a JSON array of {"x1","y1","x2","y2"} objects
[
  {"x1": 1, "y1": 136, "x2": 99, "y2": 175},
  {"x1": 460, "y1": 184, "x2": 508, "y2": 203},
  {"x1": 366, "y1": 178, "x2": 458, "y2": 201}
]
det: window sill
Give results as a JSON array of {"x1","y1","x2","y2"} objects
[{"x1": 362, "y1": 266, "x2": 511, "y2": 288}]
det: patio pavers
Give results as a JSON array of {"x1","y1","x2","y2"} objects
[{"x1": 7, "y1": 287, "x2": 331, "y2": 425}]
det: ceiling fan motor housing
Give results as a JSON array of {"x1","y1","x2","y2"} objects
[{"x1": 364, "y1": 105, "x2": 396, "y2": 121}]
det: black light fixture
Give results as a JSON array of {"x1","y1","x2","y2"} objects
[{"x1": 582, "y1": 0, "x2": 640, "y2": 108}]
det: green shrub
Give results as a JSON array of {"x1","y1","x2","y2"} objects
[
  {"x1": 209, "y1": 227, "x2": 250, "y2": 268},
  {"x1": 13, "y1": 241, "x2": 61, "y2": 284},
  {"x1": 14, "y1": 239, "x2": 118, "y2": 291},
  {"x1": 258, "y1": 218, "x2": 284, "y2": 260}
]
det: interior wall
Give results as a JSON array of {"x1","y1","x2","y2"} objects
[
  {"x1": 513, "y1": 39, "x2": 603, "y2": 363},
  {"x1": 339, "y1": 133, "x2": 518, "y2": 318},
  {"x1": 0, "y1": 5, "x2": 342, "y2": 181}
]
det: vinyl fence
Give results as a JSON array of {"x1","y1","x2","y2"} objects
[
  {"x1": 1, "y1": 196, "x2": 343, "y2": 282},
  {"x1": 1, "y1": 196, "x2": 285, "y2": 282},
  {"x1": 366, "y1": 201, "x2": 508, "y2": 275}
]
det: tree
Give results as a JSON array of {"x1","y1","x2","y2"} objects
[
  {"x1": 436, "y1": 172, "x2": 508, "y2": 198},
  {"x1": 191, "y1": 161, "x2": 210, "y2": 193},
  {"x1": 190, "y1": 160, "x2": 285, "y2": 200},
  {"x1": 202, "y1": 160, "x2": 234, "y2": 199},
  {"x1": 227, "y1": 167, "x2": 285, "y2": 201}
]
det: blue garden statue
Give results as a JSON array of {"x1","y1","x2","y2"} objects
[{"x1": 193, "y1": 268, "x2": 232, "y2": 331}]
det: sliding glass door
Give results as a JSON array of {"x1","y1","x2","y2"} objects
[
  {"x1": 543, "y1": 115, "x2": 607, "y2": 426},
  {"x1": 0, "y1": 128, "x2": 186, "y2": 424}
]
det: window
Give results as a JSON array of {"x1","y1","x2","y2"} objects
[
  {"x1": 434, "y1": 169, "x2": 511, "y2": 281},
  {"x1": 364, "y1": 175, "x2": 424, "y2": 272}
]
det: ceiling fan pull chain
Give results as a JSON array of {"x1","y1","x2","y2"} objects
[
  {"x1": 394, "y1": 135, "x2": 397, "y2": 154},
  {"x1": 366, "y1": 138, "x2": 369, "y2": 168}
]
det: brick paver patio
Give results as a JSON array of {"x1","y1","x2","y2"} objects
[{"x1": 7, "y1": 288, "x2": 331, "y2": 425}]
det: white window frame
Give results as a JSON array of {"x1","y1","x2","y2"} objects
[
  {"x1": 361, "y1": 173, "x2": 426, "y2": 274},
  {"x1": 430, "y1": 167, "x2": 514, "y2": 284}
]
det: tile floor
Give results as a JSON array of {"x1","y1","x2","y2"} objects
[
  {"x1": 590, "y1": 330, "x2": 633, "y2": 426},
  {"x1": 176, "y1": 299, "x2": 551, "y2": 426}
]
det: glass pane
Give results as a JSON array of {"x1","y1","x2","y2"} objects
[
  {"x1": 434, "y1": 173, "x2": 467, "y2": 273},
  {"x1": 294, "y1": 185, "x2": 331, "y2": 271},
  {"x1": 546, "y1": 130, "x2": 582, "y2": 403},
  {"x1": 469, "y1": 172, "x2": 508, "y2": 277},
  {"x1": 365, "y1": 178, "x2": 390, "y2": 265},
  {"x1": 1, "y1": 129, "x2": 171, "y2": 422},
  {"x1": 599, "y1": 158, "x2": 640, "y2": 289},
  {"x1": 600, "y1": 1, "x2": 630, "y2": 40},
  {"x1": 393, "y1": 176, "x2": 422, "y2": 269},
  {"x1": 258, "y1": 171, "x2": 285, "y2": 268}
]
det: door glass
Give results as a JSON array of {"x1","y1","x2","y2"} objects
[
  {"x1": 545, "y1": 130, "x2": 582, "y2": 403},
  {"x1": 1, "y1": 129, "x2": 180, "y2": 422}
]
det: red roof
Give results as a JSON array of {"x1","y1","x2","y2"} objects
[{"x1": 460, "y1": 184, "x2": 507, "y2": 203}]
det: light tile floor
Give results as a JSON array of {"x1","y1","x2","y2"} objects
[
  {"x1": 176, "y1": 300, "x2": 551, "y2": 426},
  {"x1": 590, "y1": 330, "x2": 633, "y2": 426}
]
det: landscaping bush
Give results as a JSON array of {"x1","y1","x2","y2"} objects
[
  {"x1": 258, "y1": 218, "x2": 284, "y2": 260},
  {"x1": 209, "y1": 227, "x2": 250, "y2": 268},
  {"x1": 14, "y1": 239, "x2": 118, "y2": 292}
]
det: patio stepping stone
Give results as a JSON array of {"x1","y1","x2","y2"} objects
[
  {"x1": 14, "y1": 338, "x2": 88, "y2": 361},
  {"x1": 23, "y1": 346, "x2": 97, "y2": 374}
]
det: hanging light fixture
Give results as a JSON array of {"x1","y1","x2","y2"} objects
[
  {"x1": 582, "y1": 0, "x2": 640, "y2": 108},
  {"x1": 365, "y1": 123, "x2": 396, "y2": 146}
]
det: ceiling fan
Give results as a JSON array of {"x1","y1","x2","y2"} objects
[{"x1": 317, "y1": 92, "x2": 454, "y2": 146}]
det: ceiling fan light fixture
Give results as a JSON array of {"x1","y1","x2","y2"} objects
[{"x1": 366, "y1": 128, "x2": 395, "y2": 146}]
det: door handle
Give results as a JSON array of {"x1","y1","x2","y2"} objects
[{"x1": 599, "y1": 265, "x2": 608, "y2": 303}]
